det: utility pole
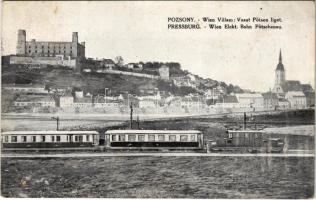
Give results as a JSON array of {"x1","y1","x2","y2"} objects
[
  {"x1": 137, "y1": 116, "x2": 140, "y2": 129},
  {"x1": 130, "y1": 102, "x2": 133, "y2": 129},
  {"x1": 51, "y1": 116, "x2": 59, "y2": 131},
  {"x1": 243, "y1": 112, "x2": 246, "y2": 130}
]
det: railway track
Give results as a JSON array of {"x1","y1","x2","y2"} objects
[{"x1": 2, "y1": 151, "x2": 314, "y2": 158}]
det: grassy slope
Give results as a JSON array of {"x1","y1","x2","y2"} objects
[{"x1": 2, "y1": 66, "x2": 159, "y2": 94}]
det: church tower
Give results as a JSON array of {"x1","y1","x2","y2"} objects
[
  {"x1": 275, "y1": 50, "x2": 286, "y2": 86},
  {"x1": 273, "y1": 50, "x2": 286, "y2": 94}
]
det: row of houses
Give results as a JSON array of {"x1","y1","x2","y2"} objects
[
  {"x1": 213, "y1": 91, "x2": 313, "y2": 111},
  {"x1": 4, "y1": 81, "x2": 314, "y2": 112}
]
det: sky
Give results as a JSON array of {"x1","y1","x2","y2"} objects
[{"x1": 1, "y1": 1, "x2": 315, "y2": 92}]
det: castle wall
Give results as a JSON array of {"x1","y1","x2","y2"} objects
[
  {"x1": 10, "y1": 56, "x2": 77, "y2": 68},
  {"x1": 94, "y1": 69, "x2": 160, "y2": 79}
]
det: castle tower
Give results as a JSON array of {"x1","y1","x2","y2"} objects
[
  {"x1": 72, "y1": 32, "x2": 78, "y2": 43},
  {"x1": 159, "y1": 65, "x2": 170, "y2": 80},
  {"x1": 275, "y1": 50, "x2": 286, "y2": 86},
  {"x1": 16, "y1": 30, "x2": 26, "y2": 55}
]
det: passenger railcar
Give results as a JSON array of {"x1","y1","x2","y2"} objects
[
  {"x1": 1, "y1": 131, "x2": 99, "y2": 149},
  {"x1": 208, "y1": 130, "x2": 284, "y2": 153},
  {"x1": 105, "y1": 130, "x2": 204, "y2": 150}
]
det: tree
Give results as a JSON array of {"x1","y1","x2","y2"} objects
[{"x1": 114, "y1": 56, "x2": 124, "y2": 67}]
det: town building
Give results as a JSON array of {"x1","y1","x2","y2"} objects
[
  {"x1": 60, "y1": 95, "x2": 74, "y2": 108},
  {"x1": 138, "y1": 98, "x2": 157, "y2": 108},
  {"x1": 235, "y1": 93, "x2": 264, "y2": 110},
  {"x1": 304, "y1": 91, "x2": 315, "y2": 107},
  {"x1": 285, "y1": 91, "x2": 307, "y2": 109},
  {"x1": 204, "y1": 87, "x2": 221, "y2": 101},
  {"x1": 278, "y1": 99, "x2": 291, "y2": 110},
  {"x1": 262, "y1": 92, "x2": 279, "y2": 110},
  {"x1": 171, "y1": 76, "x2": 196, "y2": 88},
  {"x1": 73, "y1": 97, "x2": 93, "y2": 108},
  {"x1": 100, "y1": 59, "x2": 116, "y2": 69},
  {"x1": 14, "y1": 95, "x2": 55, "y2": 107},
  {"x1": 3, "y1": 84, "x2": 48, "y2": 94},
  {"x1": 215, "y1": 95, "x2": 240, "y2": 110}
]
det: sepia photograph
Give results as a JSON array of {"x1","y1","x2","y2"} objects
[{"x1": 1, "y1": 1, "x2": 315, "y2": 198}]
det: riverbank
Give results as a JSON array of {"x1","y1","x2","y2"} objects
[{"x1": 1, "y1": 156, "x2": 313, "y2": 198}]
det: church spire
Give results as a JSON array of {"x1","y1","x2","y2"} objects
[{"x1": 276, "y1": 49, "x2": 284, "y2": 71}]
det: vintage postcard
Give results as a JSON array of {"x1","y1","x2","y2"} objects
[{"x1": 1, "y1": 1, "x2": 315, "y2": 199}]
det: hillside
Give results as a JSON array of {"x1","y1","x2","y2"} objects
[{"x1": 1, "y1": 60, "x2": 244, "y2": 96}]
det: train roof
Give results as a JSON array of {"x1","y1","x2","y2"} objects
[
  {"x1": 227, "y1": 130, "x2": 265, "y2": 133},
  {"x1": 106, "y1": 130, "x2": 202, "y2": 134},
  {"x1": 1, "y1": 131, "x2": 99, "y2": 135}
]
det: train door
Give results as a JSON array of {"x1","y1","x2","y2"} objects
[
  {"x1": 104, "y1": 134, "x2": 110, "y2": 147},
  {"x1": 93, "y1": 134, "x2": 99, "y2": 145},
  {"x1": 68, "y1": 134, "x2": 73, "y2": 143}
]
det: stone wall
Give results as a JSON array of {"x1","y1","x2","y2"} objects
[
  {"x1": 95, "y1": 69, "x2": 160, "y2": 79},
  {"x1": 10, "y1": 56, "x2": 77, "y2": 68}
]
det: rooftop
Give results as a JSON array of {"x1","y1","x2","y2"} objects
[
  {"x1": 106, "y1": 130, "x2": 201, "y2": 134},
  {"x1": 2, "y1": 131, "x2": 98, "y2": 135},
  {"x1": 15, "y1": 95, "x2": 55, "y2": 102}
]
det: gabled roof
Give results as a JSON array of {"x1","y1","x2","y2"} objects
[
  {"x1": 235, "y1": 93, "x2": 263, "y2": 98},
  {"x1": 286, "y1": 91, "x2": 305, "y2": 97},
  {"x1": 218, "y1": 95, "x2": 238, "y2": 103},
  {"x1": 75, "y1": 97, "x2": 92, "y2": 103},
  {"x1": 102, "y1": 59, "x2": 115, "y2": 64},
  {"x1": 301, "y1": 84, "x2": 313, "y2": 92},
  {"x1": 262, "y1": 92, "x2": 278, "y2": 99},
  {"x1": 281, "y1": 80, "x2": 302, "y2": 92},
  {"x1": 304, "y1": 91, "x2": 315, "y2": 98}
]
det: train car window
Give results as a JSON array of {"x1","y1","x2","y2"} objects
[
  {"x1": 254, "y1": 133, "x2": 258, "y2": 138},
  {"x1": 86, "y1": 135, "x2": 90, "y2": 142},
  {"x1": 4, "y1": 136, "x2": 8, "y2": 143},
  {"x1": 75, "y1": 136, "x2": 79, "y2": 142},
  {"x1": 245, "y1": 133, "x2": 249, "y2": 138},
  {"x1": 228, "y1": 133, "x2": 233, "y2": 139},
  {"x1": 56, "y1": 136, "x2": 61, "y2": 142},
  {"x1": 138, "y1": 135, "x2": 145, "y2": 142},
  {"x1": 51, "y1": 136, "x2": 55, "y2": 142},
  {"x1": 158, "y1": 135, "x2": 165, "y2": 142},
  {"x1": 32, "y1": 136, "x2": 36, "y2": 142},
  {"x1": 180, "y1": 135, "x2": 188, "y2": 142},
  {"x1": 128, "y1": 135, "x2": 136, "y2": 142},
  {"x1": 190, "y1": 135, "x2": 196, "y2": 141},
  {"x1": 148, "y1": 135, "x2": 155, "y2": 142},
  {"x1": 111, "y1": 135, "x2": 116, "y2": 141},
  {"x1": 79, "y1": 136, "x2": 83, "y2": 142},
  {"x1": 21, "y1": 136, "x2": 27, "y2": 142},
  {"x1": 42, "y1": 136, "x2": 46, "y2": 142},
  {"x1": 118, "y1": 135, "x2": 125, "y2": 141},
  {"x1": 11, "y1": 136, "x2": 17, "y2": 142},
  {"x1": 169, "y1": 135, "x2": 176, "y2": 142}
]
